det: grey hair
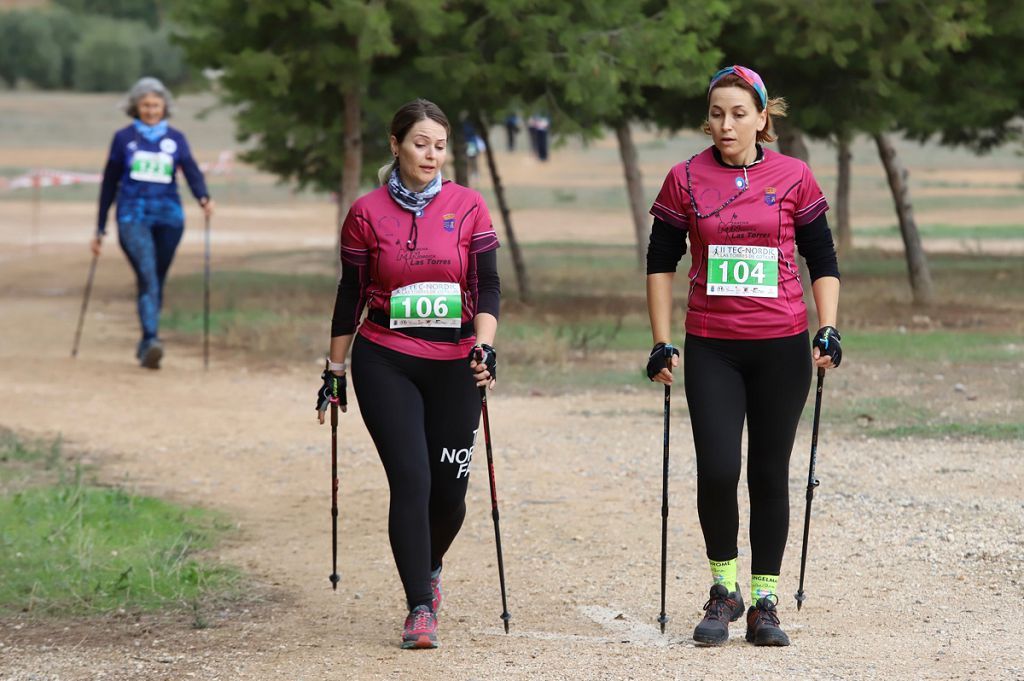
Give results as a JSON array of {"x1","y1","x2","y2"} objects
[{"x1": 122, "y1": 77, "x2": 174, "y2": 119}]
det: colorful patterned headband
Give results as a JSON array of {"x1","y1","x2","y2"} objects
[{"x1": 708, "y1": 65, "x2": 767, "y2": 109}]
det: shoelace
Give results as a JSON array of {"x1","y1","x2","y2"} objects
[
  {"x1": 702, "y1": 594, "x2": 736, "y2": 621},
  {"x1": 409, "y1": 609, "x2": 434, "y2": 632}
]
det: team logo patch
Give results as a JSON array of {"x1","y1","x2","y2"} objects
[
  {"x1": 159, "y1": 138, "x2": 178, "y2": 154},
  {"x1": 442, "y1": 213, "x2": 456, "y2": 232},
  {"x1": 734, "y1": 176, "x2": 746, "y2": 190},
  {"x1": 764, "y1": 186, "x2": 776, "y2": 206}
]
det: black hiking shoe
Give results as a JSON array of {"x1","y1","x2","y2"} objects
[
  {"x1": 745, "y1": 594, "x2": 791, "y2": 646},
  {"x1": 692, "y1": 583, "x2": 745, "y2": 645},
  {"x1": 139, "y1": 339, "x2": 163, "y2": 370}
]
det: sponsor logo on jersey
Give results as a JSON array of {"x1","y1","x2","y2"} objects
[
  {"x1": 764, "y1": 186, "x2": 776, "y2": 206},
  {"x1": 734, "y1": 176, "x2": 746, "y2": 190},
  {"x1": 442, "y1": 213, "x2": 456, "y2": 232},
  {"x1": 159, "y1": 138, "x2": 178, "y2": 154}
]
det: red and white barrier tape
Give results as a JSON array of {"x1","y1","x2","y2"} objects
[{"x1": 0, "y1": 151, "x2": 235, "y2": 192}]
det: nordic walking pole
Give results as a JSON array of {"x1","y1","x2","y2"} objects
[
  {"x1": 478, "y1": 368, "x2": 511, "y2": 633},
  {"x1": 203, "y1": 213, "x2": 211, "y2": 370},
  {"x1": 328, "y1": 361, "x2": 340, "y2": 590},
  {"x1": 795, "y1": 367, "x2": 826, "y2": 611},
  {"x1": 657, "y1": 352, "x2": 672, "y2": 633},
  {"x1": 71, "y1": 248, "x2": 100, "y2": 358}
]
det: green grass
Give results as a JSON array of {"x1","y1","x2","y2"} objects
[
  {"x1": 845, "y1": 330, "x2": 1023, "y2": 363},
  {"x1": 876, "y1": 422, "x2": 1024, "y2": 440},
  {"x1": 0, "y1": 432, "x2": 238, "y2": 618},
  {"x1": 856, "y1": 223, "x2": 1024, "y2": 240}
]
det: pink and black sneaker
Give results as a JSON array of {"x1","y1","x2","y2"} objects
[
  {"x1": 401, "y1": 605, "x2": 439, "y2": 649},
  {"x1": 430, "y1": 566, "x2": 443, "y2": 614}
]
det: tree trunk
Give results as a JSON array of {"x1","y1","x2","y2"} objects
[
  {"x1": 614, "y1": 120, "x2": 648, "y2": 270},
  {"x1": 873, "y1": 132, "x2": 934, "y2": 306},
  {"x1": 475, "y1": 114, "x2": 531, "y2": 303},
  {"x1": 835, "y1": 131, "x2": 852, "y2": 257},
  {"x1": 774, "y1": 118, "x2": 810, "y2": 163},
  {"x1": 337, "y1": 84, "x2": 362, "y2": 276},
  {"x1": 452, "y1": 122, "x2": 469, "y2": 187}
]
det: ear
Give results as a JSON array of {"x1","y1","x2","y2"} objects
[
  {"x1": 757, "y1": 109, "x2": 768, "y2": 133},
  {"x1": 389, "y1": 135, "x2": 399, "y2": 157}
]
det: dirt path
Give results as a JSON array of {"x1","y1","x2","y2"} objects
[{"x1": 2, "y1": 229, "x2": 1023, "y2": 680}]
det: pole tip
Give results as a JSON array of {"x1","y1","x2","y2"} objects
[
  {"x1": 501, "y1": 612, "x2": 511, "y2": 634},
  {"x1": 330, "y1": 573, "x2": 340, "y2": 590},
  {"x1": 795, "y1": 591, "x2": 805, "y2": 611},
  {"x1": 657, "y1": 614, "x2": 668, "y2": 634}
]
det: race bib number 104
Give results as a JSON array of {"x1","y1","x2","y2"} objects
[
  {"x1": 389, "y1": 282, "x2": 462, "y2": 328},
  {"x1": 706, "y1": 244, "x2": 779, "y2": 298}
]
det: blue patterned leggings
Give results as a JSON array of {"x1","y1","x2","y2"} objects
[{"x1": 116, "y1": 198, "x2": 184, "y2": 342}]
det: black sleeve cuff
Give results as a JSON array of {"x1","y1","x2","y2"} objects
[
  {"x1": 475, "y1": 249, "x2": 501, "y2": 319},
  {"x1": 330, "y1": 261, "x2": 362, "y2": 336},
  {"x1": 646, "y1": 218, "x2": 687, "y2": 275},
  {"x1": 796, "y1": 213, "x2": 841, "y2": 281}
]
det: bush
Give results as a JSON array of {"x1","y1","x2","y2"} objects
[
  {"x1": 71, "y1": 17, "x2": 146, "y2": 92},
  {"x1": 0, "y1": 11, "x2": 63, "y2": 88}
]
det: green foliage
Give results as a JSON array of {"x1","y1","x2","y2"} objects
[
  {"x1": 0, "y1": 10, "x2": 64, "y2": 89},
  {"x1": 54, "y1": 0, "x2": 162, "y2": 28},
  {"x1": 72, "y1": 18, "x2": 146, "y2": 91},
  {"x1": 0, "y1": 7, "x2": 189, "y2": 92}
]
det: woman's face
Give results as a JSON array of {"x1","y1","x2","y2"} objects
[
  {"x1": 707, "y1": 85, "x2": 767, "y2": 165},
  {"x1": 137, "y1": 93, "x2": 166, "y2": 126},
  {"x1": 391, "y1": 118, "x2": 448, "y2": 192}
]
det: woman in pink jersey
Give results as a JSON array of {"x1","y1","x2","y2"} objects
[
  {"x1": 645, "y1": 66, "x2": 842, "y2": 647},
  {"x1": 315, "y1": 99, "x2": 500, "y2": 649}
]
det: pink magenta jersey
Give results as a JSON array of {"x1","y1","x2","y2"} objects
[
  {"x1": 340, "y1": 181, "x2": 499, "y2": 359},
  {"x1": 650, "y1": 147, "x2": 829, "y2": 340}
]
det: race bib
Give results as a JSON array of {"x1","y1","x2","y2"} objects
[
  {"x1": 129, "y1": 151, "x2": 174, "y2": 184},
  {"x1": 389, "y1": 282, "x2": 462, "y2": 328},
  {"x1": 706, "y1": 244, "x2": 779, "y2": 298}
]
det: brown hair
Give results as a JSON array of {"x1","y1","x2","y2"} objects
[
  {"x1": 378, "y1": 99, "x2": 451, "y2": 185},
  {"x1": 702, "y1": 74, "x2": 787, "y2": 144}
]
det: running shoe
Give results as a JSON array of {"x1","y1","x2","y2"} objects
[
  {"x1": 139, "y1": 338, "x2": 163, "y2": 370},
  {"x1": 745, "y1": 594, "x2": 790, "y2": 646},
  {"x1": 430, "y1": 566, "x2": 443, "y2": 615},
  {"x1": 692, "y1": 583, "x2": 745, "y2": 645},
  {"x1": 401, "y1": 605, "x2": 439, "y2": 649}
]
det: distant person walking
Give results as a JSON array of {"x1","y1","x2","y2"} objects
[
  {"x1": 644, "y1": 65, "x2": 842, "y2": 647},
  {"x1": 504, "y1": 113, "x2": 520, "y2": 152},
  {"x1": 316, "y1": 98, "x2": 501, "y2": 650},
  {"x1": 527, "y1": 113, "x2": 550, "y2": 161},
  {"x1": 92, "y1": 77, "x2": 214, "y2": 369}
]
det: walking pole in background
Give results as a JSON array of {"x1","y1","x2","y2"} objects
[
  {"x1": 71, "y1": 246, "x2": 100, "y2": 358},
  {"x1": 329, "y1": 369, "x2": 341, "y2": 591},
  {"x1": 477, "y1": 356, "x2": 511, "y2": 633},
  {"x1": 203, "y1": 213, "x2": 211, "y2": 370},
  {"x1": 795, "y1": 367, "x2": 826, "y2": 610},
  {"x1": 657, "y1": 352, "x2": 672, "y2": 634}
]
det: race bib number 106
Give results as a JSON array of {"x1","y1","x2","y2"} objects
[
  {"x1": 706, "y1": 244, "x2": 779, "y2": 298},
  {"x1": 389, "y1": 282, "x2": 462, "y2": 328}
]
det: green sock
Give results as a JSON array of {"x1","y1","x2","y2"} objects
[
  {"x1": 709, "y1": 558, "x2": 738, "y2": 593},
  {"x1": 751, "y1": 574, "x2": 779, "y2": 604}
]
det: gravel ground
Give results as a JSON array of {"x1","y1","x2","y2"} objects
[{"x1": 2, "y1": 239, "x2": 1022, "y2": 680}]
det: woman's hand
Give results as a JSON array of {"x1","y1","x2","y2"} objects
[
  {"x1": 647, "y1": 342, "x2": 680, "y2": 385},
  {"x1": 469, "y1": 344, "x2": 496, "y2": 389},
  {"x1": 90, "y1": 236, "x2": 102, "y2": 257},
  {"x1": 316, "y1": 368, "x2": 348, "y2": 424},
  {"x1": 200, "y1": 197, "x2": 216, "y2": 218},
  {"x1": 812, "y1": 326, "x2": 842, "y2": 370}
]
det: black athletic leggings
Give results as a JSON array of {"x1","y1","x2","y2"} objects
[
  {"x1": 684, "y1": 332, "x2": 811, "y2": 576},
  {"x1": 351, "y1": 335, "x2": 481, "y2": 610}
]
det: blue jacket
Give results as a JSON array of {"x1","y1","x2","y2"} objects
[{"x1": 96, "y1": 125, "x2": 209, "y2": 234}]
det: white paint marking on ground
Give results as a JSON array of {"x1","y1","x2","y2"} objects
[{"x1": 577, "y1": 605, "x2": 682, "y2": 649}]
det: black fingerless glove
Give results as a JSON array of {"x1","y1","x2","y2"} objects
[
  {"x1": 316, "y1": 369, "x2": 348, "y2": 413},
  {"x1": 646, "y1": 342, "x2": 680, "y2": 380},
  {"x1": 812, "y1": 326, "x2": 842, "y2": 367},
  {"x1": 470, "y1": 343, "x2": 497, "y2": 381}
]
